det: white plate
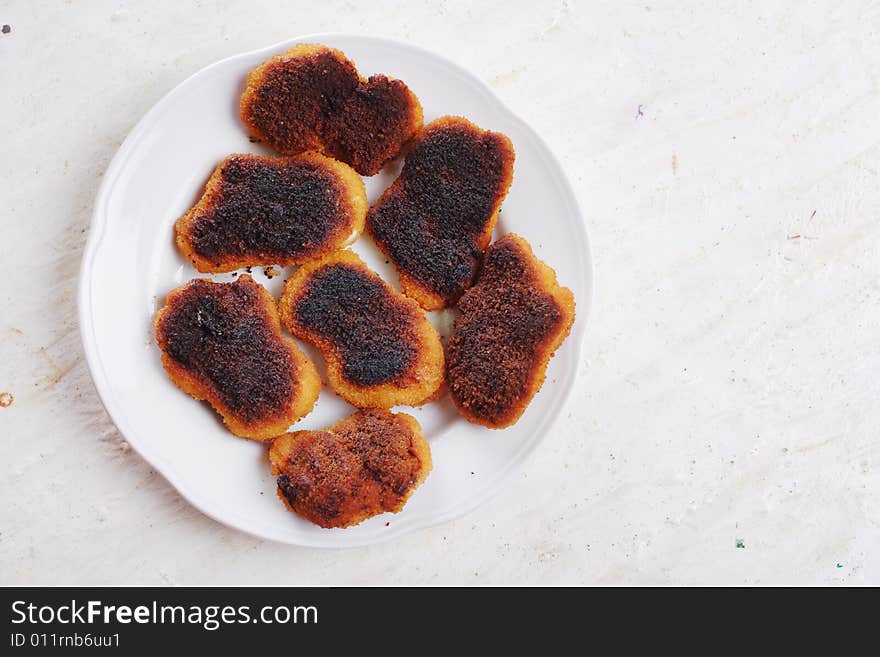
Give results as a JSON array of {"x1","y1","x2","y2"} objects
[{"x1": 78, "y1": 34, "x2": 592, "y2": 547}]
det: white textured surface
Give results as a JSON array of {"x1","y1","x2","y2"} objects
[{"x1": 1, "y1": 0, "x2": 878, "y2": 585}]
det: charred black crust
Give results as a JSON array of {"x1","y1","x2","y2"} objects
[
  {"x1": 326, "y1": 75, "x2": 420, "y2": 175},
  {"x1": 291, "y1": 263, "x2": 419, "y2": 386},
  {"x1": 185, "y1": 155, "x2": 347, "y2": 265},
  {"x1": 446, "y1": 238, "x2": 567, "y2": 426},
  {"x1": 275, "y1": 410, "x2": 423, "y2": 524},
  {"x1": 156, "y1": 276, "x2": 296, "y2": 424},
  {"x1": 244, "y1": 50, "x2": 419, "y2": 175},
  {"x1": 367, "y1": 120, "x2": 514, "y2": 304},
  {"x1": 246, "y1": 50, "x2": 358, "y2": 154}
]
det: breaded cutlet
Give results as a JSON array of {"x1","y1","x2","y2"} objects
[
  {"x1": 269, "y1": 409, "x2": 432, "y2": 528},
  {"x1": 175, "y1": 153, "x2": 366, "y2": 273},
  {"x1": 240, "y1": 44, "x2": 423, "y2": 176},
  {"x1": 155, "y1": 275, "x2": 320, "y2": 440},
  {"x1": 277, "y1": 250, "x2": 444, "y2": 409},
  {"x1": 446, "y1": 234, "x2": 575, "y2": 429},
  {"x1": 367, "y1": 116, "x2": 515, "y2": 310}
]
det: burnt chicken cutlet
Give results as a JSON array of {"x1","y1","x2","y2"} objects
[
  {"x1": 270, "y1": 409, "x2": 432, "y2": 528},
  {"x1": 446, "y1": 234, "x2": 575, "y2": 429},
  {"x1": 155, "y1": 275, "x2": 320, "y2": 440},
  {"x1": 367, "y1": 116, "x2": 515, "y2": 310},
  {"x1": 240, "y1": 44, "x2": 423, "y2": 176},
  {"x1": 175, "y1": 152, "x2": 366, "y2": 273},
  {"x1": 278, "y1": 250, "x2": 444, "y2": 409}
]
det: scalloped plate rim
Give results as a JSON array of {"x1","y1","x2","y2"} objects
[{"x1": 77, "y1": 33, "x2": 593, "y2": 548}]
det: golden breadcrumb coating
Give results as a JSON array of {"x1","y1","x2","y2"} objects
[
  {"x1": 446, "y1": 234, "x2": 575, "y2": 429},
  {"x1": 269, "y1": 409, "x2": 432, "y2": 528},
  {"x1": 278, "y1": 250, "x2": 444, "y2": 408},
  {"x1": 240, "y1": 44, "x2": 423, "y2": 176},
  {"x1": 155, "y1": 275, "x2": 320, "y2": 440},
  {"x1": 175, "y1": 152, "x2": 366, "y2": 273},
  {"x1": 367, "y1": 116, "x2": 515, "y2": 310}
]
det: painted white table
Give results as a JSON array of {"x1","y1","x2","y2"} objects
[{"x1": 1, "y1": 0, "x2": 877, "y2": 585}]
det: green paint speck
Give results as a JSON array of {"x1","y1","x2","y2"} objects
[
  {"x1": 735, "y1": 539, "x2": 745, "y2": 549},
  {"x1": 836, "y1": 563, "x2": 843, "y2": 569}
]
